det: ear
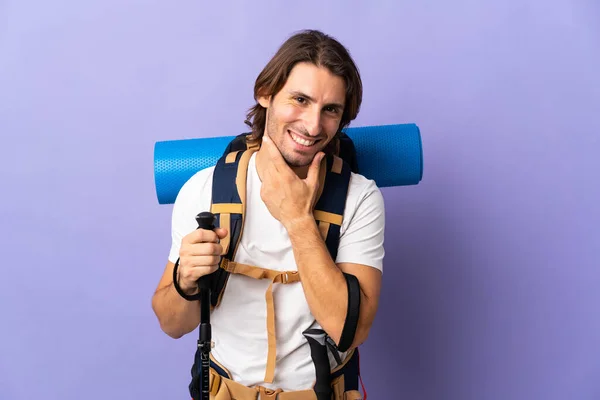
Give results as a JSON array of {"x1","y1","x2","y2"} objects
[
  {"x1": 256, "y1": 88, "x2": 271, "y2": 108},
  {"x1": 257, "y1": 90, "x2": 271, "y2": 108}
]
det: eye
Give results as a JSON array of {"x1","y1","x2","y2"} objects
[
  {"x1": 295, "y1": 96, "x2": 306, "y2": 103},
  {"x1": 324, "y1": 106, "x2": 339, "y2": 114}
]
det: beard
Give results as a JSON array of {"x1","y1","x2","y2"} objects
[
  {"x1": 262, "y1": 105, "x2": 336, "y2": 169},
  {"x1": 272, "y1": 133, "x2": 312, "y2": 167},
  {"x1": 264, "y1": 118, "x2": 316, "y2": 168}
]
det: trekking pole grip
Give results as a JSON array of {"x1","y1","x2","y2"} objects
[
  {"x1": 195, "y1": 211, "x2": 214, "y2": 400},
  {"x1": 196, "y1": 211, "x2": 216, "y2": 290}
]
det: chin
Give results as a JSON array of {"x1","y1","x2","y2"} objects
[
  {"x1": 283, "y1": 153, "x2": 312, "y2": 168},
  {"x1": 273, "y1": 129, "x2": 328, "y2": 167}
]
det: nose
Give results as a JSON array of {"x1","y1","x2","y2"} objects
[{"x1": 304, "y1": 108, "x2": 322, "y2": 137}]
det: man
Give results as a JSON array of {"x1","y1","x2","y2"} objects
[{"x1": 152, "y1": 29, "x2": 385, "y2": 399}]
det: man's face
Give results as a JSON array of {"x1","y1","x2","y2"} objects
[{"x1": 258, "y1": 62, "x2": 346, "y2": 169}]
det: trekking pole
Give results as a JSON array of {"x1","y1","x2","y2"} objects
[{"x1": 195, "y1": 211, "x2": 215, "y2": 400}]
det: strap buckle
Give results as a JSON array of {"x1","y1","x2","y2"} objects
[
  {"x1": 280, "y1": 271, "x2": 298, "y2": 284},
  {"x1": 259, "y1": 386, "x2": 283, "y2": 400}
]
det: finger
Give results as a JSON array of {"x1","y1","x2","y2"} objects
[
  {"x1": 179, "y1": 263, "x2": 219, "y2": 281},
  {"x1": 183, "y1": 242, "x2": 223, "y2": 257},
  {"x1": 188, "y1": 264, "x2": 219, "y2": 279},
  {"x1": 215, "y1": 227, "x2": 228, "y2": 239},
  {"x1": 263, "y1": 161, "x2": 277, "y2": 182},
  {"x1": 305, "y1": 152, "x2": 325, "y2": 186},
  {"x1": 265, "y1": 166, "x2": 284, "y2": 191},
  {"x1": 188, "y1": 228, "x2": 219, "y2": 244},
  {"x1": 181, "y1": 255, "x2": 222, "y2": 268}
]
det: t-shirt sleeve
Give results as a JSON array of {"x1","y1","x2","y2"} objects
[
  {"x1": 167, "y1": 168, "x2": 214, "y2": 264},
  {"x1": 335, "y1": 175, "x2": 386, "y2": 273}
]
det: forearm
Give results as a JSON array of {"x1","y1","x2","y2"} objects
[
  {"x1": 286, "y1": 216, "x2": 354, "y2": 345},
  {"x1": 152, "y1": 281, "x2": 201, "y2": 339}
]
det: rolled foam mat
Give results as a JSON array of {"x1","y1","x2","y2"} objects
[{"x1": 154, "y1": 123, "x2": 423, "y2": 204}]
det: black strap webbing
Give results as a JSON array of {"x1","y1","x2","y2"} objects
[
  {"x1": 303, "y1": 329, "x2": 332, "y2": 400},
  {"x1": 337, "y1": 273, "x2": 361, "y2": 352}
]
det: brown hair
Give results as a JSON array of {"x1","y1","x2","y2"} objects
[{"x1": 244, "y1": 29, "x2": 363, "y2": 152}]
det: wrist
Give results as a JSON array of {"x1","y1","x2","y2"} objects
[
  {"x1": 284, "y1": 213, "x2": 317, "y2": 236},
  {"x1": 172, "y1": 258, "x2": 201, "y2": 301},
  {"x1": 177, "y1": 271, "x2": 199, "y2": 295},
  {"x1": 180, "y1": 282, "x2": 199, "y2": 296}
]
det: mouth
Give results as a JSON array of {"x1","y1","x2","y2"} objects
[{"x1": 287, "y1": 129, "x2": 320, "y2": 148}]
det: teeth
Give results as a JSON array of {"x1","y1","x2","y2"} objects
[{"x1": 290, "y1": 131, "x2": 316, "y2": 146}]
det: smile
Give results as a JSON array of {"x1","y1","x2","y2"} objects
[{"x1": 288, "y1": 130, "x2": 318, "y2": 147}]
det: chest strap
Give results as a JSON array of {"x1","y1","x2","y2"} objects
[{"x1": 219, "y1": 258, "x2": 301, "y2": 383}]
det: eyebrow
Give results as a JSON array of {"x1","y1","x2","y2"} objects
[{"x1": 288, "y1": 90, "x2": 344, "y2": 110}]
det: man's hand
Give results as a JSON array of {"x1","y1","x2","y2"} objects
[
  {"x1": 177, "y1": 227, "x2": 228, "y2": 295},
  {"x1": 260, "y1": 134, "x2": 325, "y2": 229}
]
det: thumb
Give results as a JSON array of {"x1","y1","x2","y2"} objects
[
  {"x1": 215, "y1": 227, "x2": 229, "y2": 239},
  {"x1": 306, "y1": 152, "x2": 325, "y2": 185}
]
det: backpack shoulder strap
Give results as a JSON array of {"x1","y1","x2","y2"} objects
[
  {"x1": 223, "y1": 132, "x2": 260, "y2": 153},
  {"x1": 313, "y1": 154, "x2": 352, "y2": 261},
  {"x1": 208, "y1": 145, "x2": 256, "y2": 307},
  {"x1": 335, "y1": 132, "x2": 359, "y2": 174},
  {"x1": 313, "y1": 154, "x2": 361, "y2": 353}
]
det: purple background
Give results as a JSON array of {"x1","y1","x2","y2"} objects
[{"x1": 1, "y1": 1, "x2": 599, "y2": 399}]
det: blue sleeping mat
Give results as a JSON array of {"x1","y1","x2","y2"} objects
[{"x1": 154, "y1": 123, "x2": 423, "y2": 204}]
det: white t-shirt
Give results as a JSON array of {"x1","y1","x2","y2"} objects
[{"x1": 168, "y1": 152, "x2": 385, "y2": 391}]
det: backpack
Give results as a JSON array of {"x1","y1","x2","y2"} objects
[{"x1": 189, "y1": 132, "x2": 365, "y2": 400}]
